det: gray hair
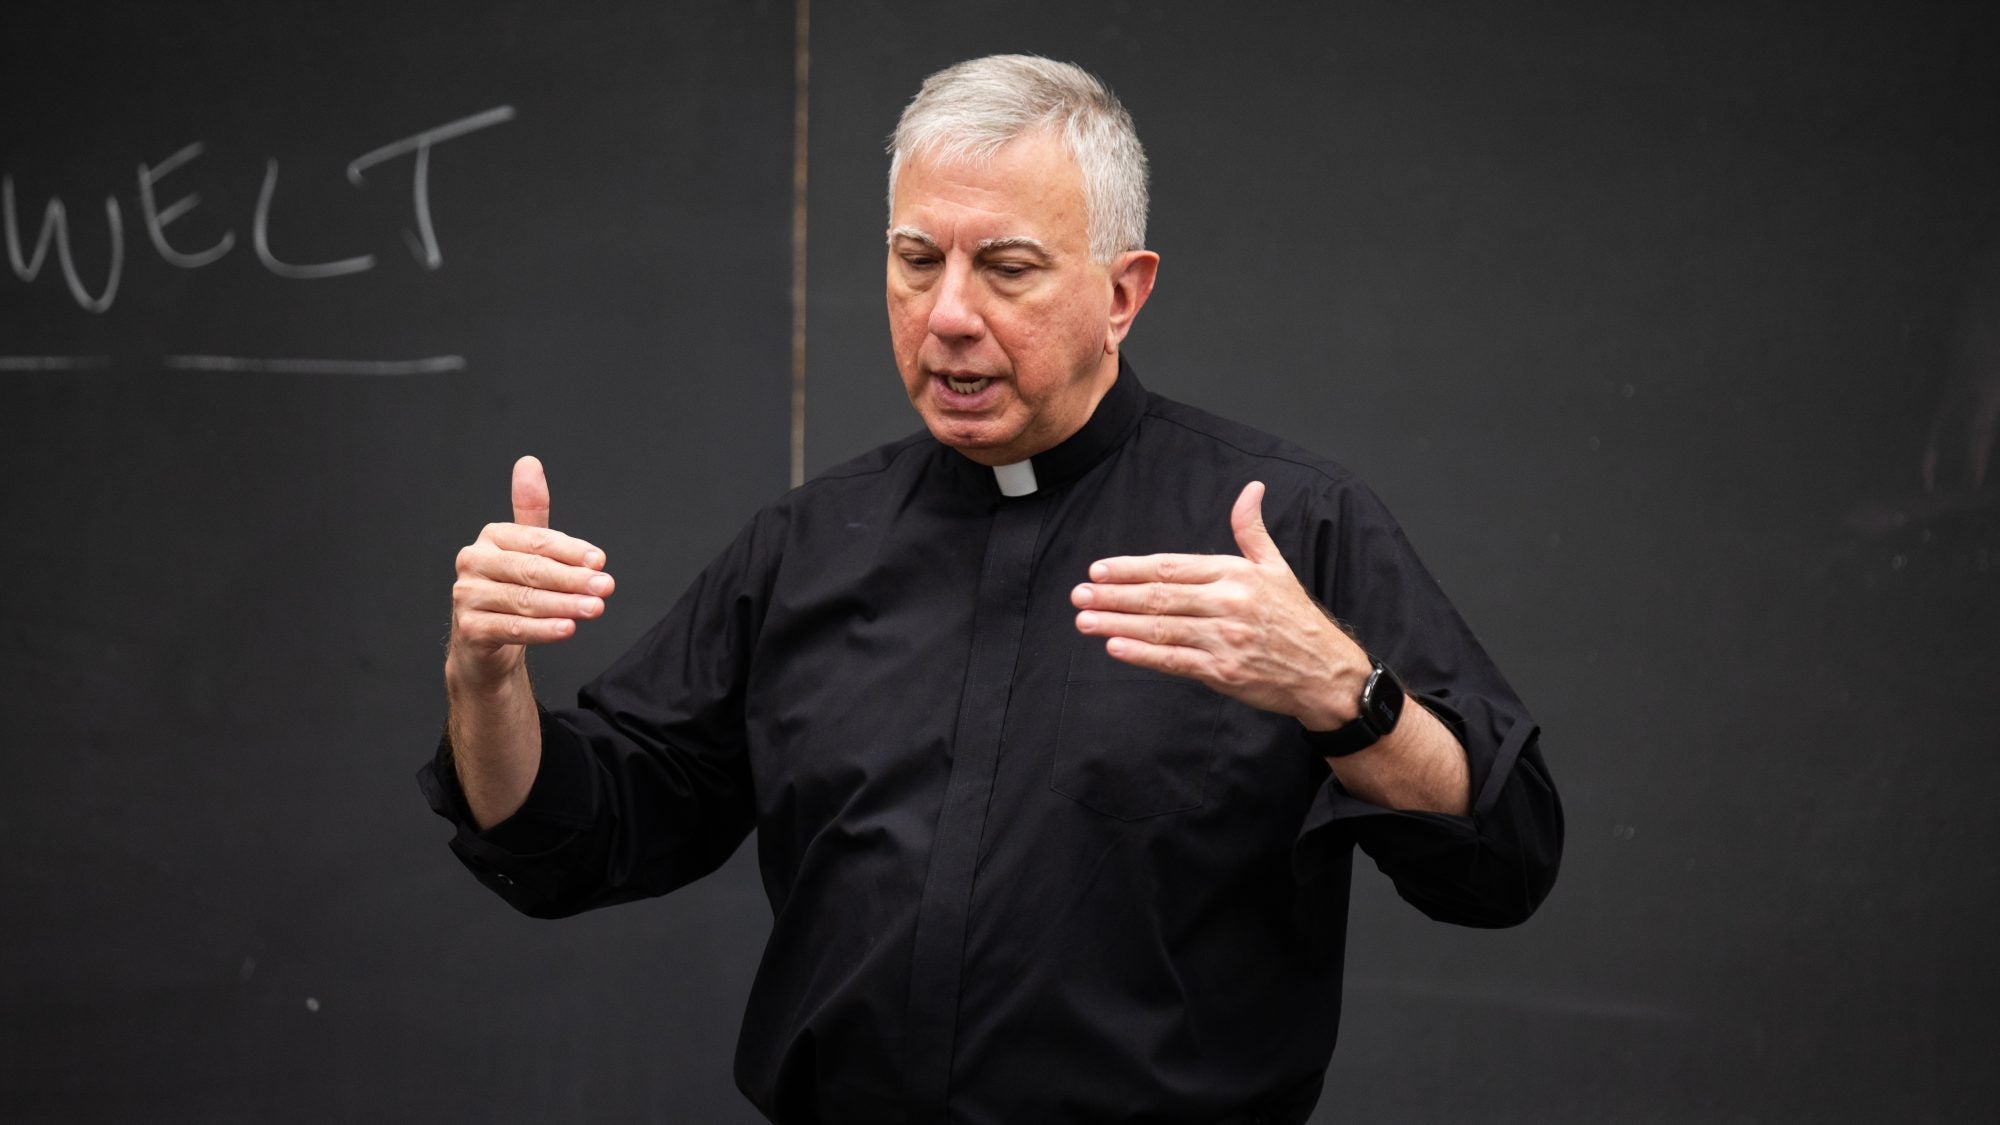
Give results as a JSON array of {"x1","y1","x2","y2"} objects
[{"x1": 887, "y1": 54, "x2": 1149, "y2": 262}]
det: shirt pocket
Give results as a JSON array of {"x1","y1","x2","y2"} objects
[{"x1": 1051, "y1": 651, "x2": 1225, "y2": 820}]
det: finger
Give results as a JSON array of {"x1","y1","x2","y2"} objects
[
  {"x1": 460, "y1": 544, "x2": 616, "y2": 596},
  {"x1": 454, "y1": 608, "x2": 581, "y2": 647},
  {"x1": 1100, "y1": 636, "x2": 1216, "y2": 683},
  {"x1": 1230, "y1": 480, "x2": 1283, "y2": 565},
  {"x1": 480, "y1": 522, "x2": 607, "y2": 569},
  {"x1": 1071, "y1": 579, "x2": 1232, "y2": 616},
  {"x1": 1075, "y1": 609, "x2": 1216, "y2": 650},
  {"x1": 512, "y1": 455, "x2": 551, "y2": 530},
  {"x1": 454, "y1": 575, "x2": 607, "y2": 620},
  {"x1": 1087, "y1": 553, "x2": 1238, "y2": 585}
]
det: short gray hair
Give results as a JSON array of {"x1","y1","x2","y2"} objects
[{"x1": 887, "y1": 54, "x2": 1149, "y2": 262}]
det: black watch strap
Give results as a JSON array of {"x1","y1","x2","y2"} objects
[{"x1": 1303, "y1": 658, "x2": 1406, "y2": 758}]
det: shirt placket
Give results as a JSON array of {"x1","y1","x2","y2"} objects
[{"x1": 901, "y1": 494, "x2": 1047, "y2": 1124}]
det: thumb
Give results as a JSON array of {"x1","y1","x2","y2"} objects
[
  {"x1": 1230, "y1": 480, "x2": 1283, "y2": 565},
  {"x1": 511, "y1": 455, "x2": 551, "y2": 529}
]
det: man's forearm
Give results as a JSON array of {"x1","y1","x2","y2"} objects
[
  {"x1": 444, "y1": 651, "x2": 544, "y2": 830},
  {"x1": 1324, "y1": 699, "x2": 1471, "y2": 816}
]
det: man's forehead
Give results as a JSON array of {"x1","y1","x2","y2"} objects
[{"x1": 892, "y1": 132, "x2": 1084, "y2": 225}]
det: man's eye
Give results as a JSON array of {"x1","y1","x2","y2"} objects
[
  {"x1": 990, "y1": 263, "x2": 1033, "y2": 279},
  {"x1": 900, "y1": 254, "x2": 939, "y2": 270}
]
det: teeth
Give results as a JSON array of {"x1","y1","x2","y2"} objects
[{"x1": 946, "y1": 376, "x2": 991, "y2": 394}]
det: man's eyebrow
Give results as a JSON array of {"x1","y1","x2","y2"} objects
[
  {"x1": 884, "y1": 228, "x2": 1055, "y2": 259},
  {"x1": 977, "y1": 235, "x2": 1054, "y2": 258}
]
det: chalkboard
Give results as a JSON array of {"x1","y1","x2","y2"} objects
[
  {"x1": 3, "y1": 2, "x2": 790, "y2": 1121},
  {"x1": 6, "y1": 1, "x2": 2000, "y2": 1122}
]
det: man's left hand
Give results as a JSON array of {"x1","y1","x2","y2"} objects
[{"x1": 1072, "y1": 480, "x2": 1370, "y2": 730}]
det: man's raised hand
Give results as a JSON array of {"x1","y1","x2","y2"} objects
[
  {"x1": 448, "y1": 455, "x2": 615, "y2": 689},
  {"x1": 1070, "y1": 480, "x2": 1370, "y2": 730}
]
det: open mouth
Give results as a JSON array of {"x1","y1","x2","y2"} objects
[{"x1": 945, "y1": 375, "x2": 991, "y2": 394}]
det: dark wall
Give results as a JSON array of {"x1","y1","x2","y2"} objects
[{"x1": 4, "y1": 1, "x2": 1996, "y2": 1122}]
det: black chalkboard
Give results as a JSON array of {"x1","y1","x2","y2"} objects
[
  {"x1": 3, "y1": 2, "x2": 789, "y2": 1121},
  {"x1": 7, "y1": 1, "x2": 2000, "y2": 1122}
]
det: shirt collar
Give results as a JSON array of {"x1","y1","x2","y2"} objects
[{"x1": 964, "y1": 355, "x2": 1147, "y2": 499}]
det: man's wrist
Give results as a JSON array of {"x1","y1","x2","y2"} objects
[
  {"x1": 1295, "y1": 640, "x2": 1372, "y2": 732},
  {"x1": 445, "y1": 644, "x2": 528, "y2": 701},
  {"x1": 1301, "y1": 657, "x2": 1406, "y2": 757}
]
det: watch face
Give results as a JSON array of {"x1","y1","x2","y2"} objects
[{"x1": 1362, "y1": 662, "x2": 1405, "y2": 733}]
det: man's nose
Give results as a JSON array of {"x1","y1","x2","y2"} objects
[{"x1": 927, "y1": 260, "x2": 985, "y2": 342}]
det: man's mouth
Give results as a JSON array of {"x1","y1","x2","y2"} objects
[{"x1": 945, "y1": 375, "x2": 991, "y2": 394}]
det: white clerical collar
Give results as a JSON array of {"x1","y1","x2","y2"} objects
[{"x1": 992, "y1": 460, "x2": 1039, "y2": 497}]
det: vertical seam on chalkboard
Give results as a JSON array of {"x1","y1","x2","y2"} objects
[{"x1": 790, "y1": 0, "x2": 811, "y2": 489}]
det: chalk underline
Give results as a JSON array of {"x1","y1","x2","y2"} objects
[
  {"x1": 166, "y1": 354, "x2": 466, "y2": 375},
  {"x1": 0, "y1": 354, "x2": 466, "y2": 375}
]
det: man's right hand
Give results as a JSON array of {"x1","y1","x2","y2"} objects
[{"x1": 447, "y1": 455, "x2": 616, "y2": 692}]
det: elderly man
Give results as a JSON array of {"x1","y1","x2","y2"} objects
[{"x1": 424, "y1": 54, "x2": 1561, "y2": 1125}]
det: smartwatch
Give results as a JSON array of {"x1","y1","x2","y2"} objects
[{"x1": 1304, "y1": 658, "x2": 1406, "y2": 758}]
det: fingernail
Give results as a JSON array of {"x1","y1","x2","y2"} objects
[
  {"x1": 1077, "y1": 611, "x2": 1098, "y2": 631},
  {"x1": 1090, "y1": 562, "x2": 1109, "y2": 581},
  {"x1": 584, "y1": 550, "x2": 605, "y2": 569},
  {"x1": 579, "y1": 597, "x2": 602, "y2": 616},
  {"x1": 587, "y1": 574, "x2": 613, "y2": 595},
  {"x1": 1072, "y1": 584, "x2": 1093, "y2": 606}
]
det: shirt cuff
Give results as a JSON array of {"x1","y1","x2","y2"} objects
[
  {"x1": 1289, "y1": 695, "x2": 1538, "y2": 880},
  {"x1": 416, "y1": 705, "x2": 598, "y2": 861}
]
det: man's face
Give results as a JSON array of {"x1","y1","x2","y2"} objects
[{"x1": 887, "y1": 130, "x2": 1155, "y2": 466}]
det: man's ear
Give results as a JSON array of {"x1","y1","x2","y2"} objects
[{"x1": 1104, "y1": 250, "x2": 1161, "y2": 353}]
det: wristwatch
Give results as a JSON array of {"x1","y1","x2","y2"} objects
[{"x1": 1304, "y1": 658, "x2": 1406, "y2": 758}]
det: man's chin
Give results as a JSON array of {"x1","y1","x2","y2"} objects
[{"x1": 923, "y1": 416, "x2": 1027, "y2": 466}]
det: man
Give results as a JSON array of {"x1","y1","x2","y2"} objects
[{"x1": 424, "y1": 54, "x2": 1561, "y2": 1125}]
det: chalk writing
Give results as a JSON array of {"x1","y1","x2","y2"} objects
[
  {"x1": 3, "y1": 181, "x2": 123, "y2": 312},
  {"x1": 3, "y1": 105, "x2": 514, "y2": 312},
  {"x1": 137, "y1": 143, "x2": 233, "y2": 269},
  {"x1": 348, "y1": 105, "x2": 516, "y2": 270}
]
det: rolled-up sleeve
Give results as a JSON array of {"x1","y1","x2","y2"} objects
[{"x1": 1291, "y1": 478, "x2": 1564, "y2": 927}]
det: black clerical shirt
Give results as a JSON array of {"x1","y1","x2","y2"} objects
[{"x1": 420, "y1": 362, "x2": 1563, "y2": 1125}]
